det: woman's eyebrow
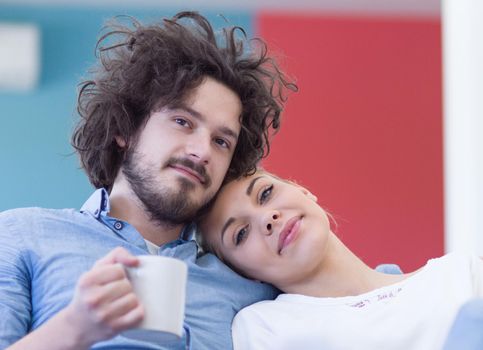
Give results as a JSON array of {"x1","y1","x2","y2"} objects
[
  {"x1": 246, "y1": 176, "x2": 264, "y2": 196},
  {"x1": 221, "y1": 217, "x2": 235, "y2": 246}
]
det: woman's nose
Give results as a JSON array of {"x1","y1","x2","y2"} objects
[{"x1": 264, "y1": 212, "x2": 279, "y2": 235}]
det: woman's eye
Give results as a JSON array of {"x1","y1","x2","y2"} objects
[
  {"x1": 259, "y1": 185, "x2": 273, "y2": 204},
  {"x1": 214, "y1": 138, "x2": 229, "y2": 149},
  {"x1": 235, "y1": 226, "x2": 249, "y2": 246}
]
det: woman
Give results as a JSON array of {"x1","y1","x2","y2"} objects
[{"x1": 198, "y1": 170, "x2": 483, "y2": 350}]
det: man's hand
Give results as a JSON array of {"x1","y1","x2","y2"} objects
[
  {"x1": 63, "y1": 247, "x2": 144, "y2": 347},
  {"x1": 6, "y1": 247, "x2": 144, "y2": 350}
]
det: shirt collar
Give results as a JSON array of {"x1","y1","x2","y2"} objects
[
  {"x1": 80, "y1": 188, "x2": 109, "y2": 218},
  {"x1": 181, "y1": 222, "x2": 196, "y2": 241}
]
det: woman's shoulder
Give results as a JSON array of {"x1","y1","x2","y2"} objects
[
  {"x1": 406, "y1": 252, "x2": 482, "y2": 285},
  {"x1": 233, "y1": 296, "x2": 294, "y2": 326},
  {"x1": 235, "y1": 299, "x2": 279, "y2": 317},
  {"x1": 425, "y1": 252, "x2": 480, "y2": 269}
]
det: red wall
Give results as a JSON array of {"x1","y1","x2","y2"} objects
[{"x1": 257, "y1": 13, "x2": 443, "y2": 271}]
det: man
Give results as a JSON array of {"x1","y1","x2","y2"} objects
[{"x1": 0, "y1": 11, "x2": 296, "y2": 350}]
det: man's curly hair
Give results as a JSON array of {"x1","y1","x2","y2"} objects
[{"x1": 72, "y1": 11, "x2": 297, "y2": 191}]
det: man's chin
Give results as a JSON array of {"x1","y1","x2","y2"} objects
[
  {"x1": 177, "y1": 183, "x2": 216, "y2": 210},
  {"x1": 149, "y1": 203, "x2": 198, "y2": 227}
]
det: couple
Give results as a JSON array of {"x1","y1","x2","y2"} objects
[{"x1": 1, "y1": 10, "x2": 480, "y2": 350}]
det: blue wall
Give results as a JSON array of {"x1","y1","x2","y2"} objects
[{"x1": 0, "y1": 5, "x2": 252, "y2": 210}]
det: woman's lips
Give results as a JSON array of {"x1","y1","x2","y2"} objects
[{"x1": 278, "y1": 216, "x2": 302, "y2": 254}]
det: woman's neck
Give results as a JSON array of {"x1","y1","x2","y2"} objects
[{"x1": 279, "y1": 233, "x2": 407, "y2": 298}]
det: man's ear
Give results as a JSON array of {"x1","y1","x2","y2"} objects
[{"x1": 115, "y1": 136, "x2": 127, "y2": 148}]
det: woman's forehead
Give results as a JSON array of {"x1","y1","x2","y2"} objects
[
  {"x1": 209, "y1": 174, "x2": 260, "y2": 217},
  {"x1": 222, "y1": 172, "x2": 271, "y2": 197},
  {"x1": 210, "y1": 171, "x2": 279, "y2": 216}
]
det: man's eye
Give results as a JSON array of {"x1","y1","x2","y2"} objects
[
  {"x1": 235, "y1": 226, "x2": 249, "y2": 246},
  {"x1": 214, "y1": 138, "x2": 229, "y2": 149},
  {"x1": 259, "y1": 185, "x2": 273, "y2": 204},
  {"x1": 174, "y1": 118, "x2": 189, "y2": 127}
]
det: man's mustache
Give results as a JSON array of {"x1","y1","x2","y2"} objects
[{"x1": 165, "y1": 157, "x2": 212, "y2": 188}]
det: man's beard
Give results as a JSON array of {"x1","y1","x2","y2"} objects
[{"x1": 122, "y1": 149, "x2": 212, "y2": 227}]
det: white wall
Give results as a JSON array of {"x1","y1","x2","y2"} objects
[{"x1": 443, "y1": 0, "x2": 483, "y2": 254}]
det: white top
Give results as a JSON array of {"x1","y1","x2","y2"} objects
[{"x1": 232, "y1": 253, "x2": 483, "y2": 350}]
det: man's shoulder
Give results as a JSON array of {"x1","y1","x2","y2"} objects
[
  {"x1": 0, "y1": 207, "x2": 84, "y2": 228},
  {"x1": 1, "y1": 206, "x2": 79, "y2": 217},
  {"x1": 194, "y1": 251, "x2": 280, "y2": 301}
]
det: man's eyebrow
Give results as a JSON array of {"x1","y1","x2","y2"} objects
[
  {"x1": 246, "y1": 176, "x2": 264, "y2": 196},
  {"x1": 221, "y1": 217, "x2": 235, "y2": 246},
  {"x1": 175, "y1": 103, "x2": 239, "y2": 140},
  {"x1": 218, "y1": 125, "x2": 238, "y2": 141},
  {"x1": 176, "y1": 103, "x2": 204, "y2": 121}
]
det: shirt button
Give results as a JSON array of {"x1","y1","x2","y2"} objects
[{"x1": 114, "y1": 221, "x2": 123, "y2": 230}]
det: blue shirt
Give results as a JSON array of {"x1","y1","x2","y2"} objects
[{"x1": 0, "y1": 189, "x2": 278, "y2": 349}]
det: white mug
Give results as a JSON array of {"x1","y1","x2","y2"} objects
[{"x1": 122, "y1": 255, "x2": 188, "y2": 342}]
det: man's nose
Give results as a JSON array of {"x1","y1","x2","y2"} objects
[{"x1": 186, "y1": 132, "x2": 211, "y2": 165}]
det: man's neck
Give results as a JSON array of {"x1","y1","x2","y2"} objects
[{"x1": 108, "y1": 186, "x2": 184, "y2": 246}]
